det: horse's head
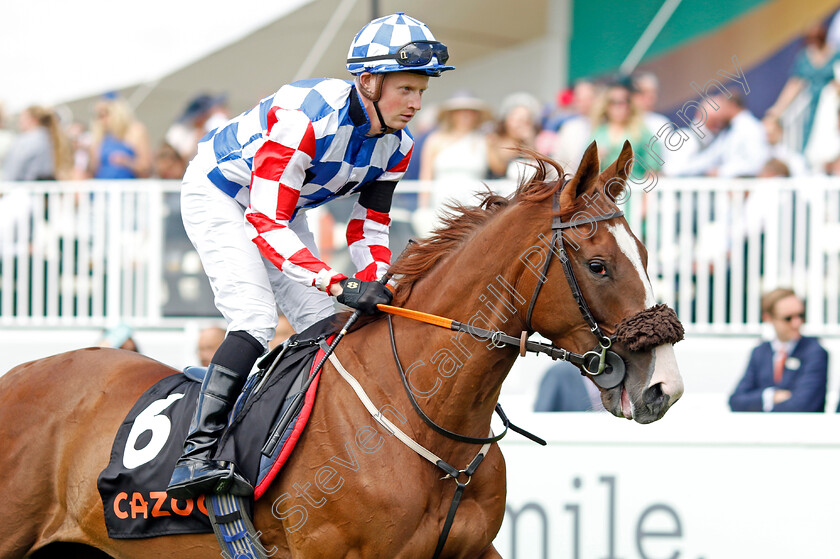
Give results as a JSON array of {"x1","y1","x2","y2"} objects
[{"x1": 520, "y1": 141, "x2": 684, "y2": 423}]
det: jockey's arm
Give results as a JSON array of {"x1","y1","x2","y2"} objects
[
  {"x1": 245, "y1": 109, "x2": 348, "y2": 294},
  {"x1": 345, "y1": 179, "x2": 397, "y2": 282},
  {"x1": 341, "y1": 142, "x2": 412, "y2": 285}
]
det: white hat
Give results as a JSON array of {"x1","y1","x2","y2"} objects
[{"x1": 437, "y1": 91, "x2": 492, "y2": 122}]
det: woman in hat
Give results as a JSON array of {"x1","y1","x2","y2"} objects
[{"x1": 418, "y1": 91, "x2": 493, "y2": 212}]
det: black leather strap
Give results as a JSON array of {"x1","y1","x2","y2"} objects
[
  {"x1": 524, "y1": 228, "x2": 557, "y2": 332},
  {"x1": 213, "y1": 510, "x2": 242, "y2": 524},
  {"x1": 432, "y1": 477, "x2": 469, "y2": 559},
  {"x1": 524, "y1": 187, "x2": 622, "y2": 345},
  {"x1": 388, "y1": 315, "x2": 509, "y2": 445},
  {"x1": 432, "y1": 445, "x2": 496, "y2": 559},
  {"x1": 449, "y1": 318, "x2": 587, "y2": 366},
  {"x1": 387, "y1": 315, "x2": 548, "y2": 447}
]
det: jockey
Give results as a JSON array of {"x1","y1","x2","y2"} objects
[{"x1": 167, "y1": 13, "x2": 454, "y2": 500}]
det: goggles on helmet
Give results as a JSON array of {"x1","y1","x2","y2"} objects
[{"x1": 348, "y1": 40, "x2": 449, "y2": 68}]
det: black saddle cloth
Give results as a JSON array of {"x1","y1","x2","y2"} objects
[{"x1": 97, "y1": 315, "x2": 342, "y2": 538}]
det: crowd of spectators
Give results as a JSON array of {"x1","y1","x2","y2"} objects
[
  {"x1": 3, "y1": 17, "x2": 840, "y2": 187},
  {"x1": 411, "y1": 21, "x2": 840, "y2": 224},
  {"x1": 0, "y1": 91, "x2": 229, "y2": 184}
]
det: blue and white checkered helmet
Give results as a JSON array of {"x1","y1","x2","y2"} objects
[{"x1": 347, "y1": 12, "x2": 455, "y2": 77}]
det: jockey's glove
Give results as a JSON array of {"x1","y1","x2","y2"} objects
[{"x1": 336, "y1": 278, "x2": 393, "y2": 315}]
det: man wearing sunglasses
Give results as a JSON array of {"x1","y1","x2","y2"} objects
[
  {"x1": 729, "y1": 288, "x2": 828, "y2": 412},
  {"x1": 167, "y1": 12, "x2": 453, "y2": 499}
]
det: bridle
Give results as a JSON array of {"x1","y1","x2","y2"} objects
[
  {"x1": 382, "y1": 180, "x2": 634, "y2": 424},
  {"x1": 523, "y1": 184, "x2": 627, "y2": 389},
  {"x1": 250, "y1": 180, "x2": 647, "y2": 559},
  {"x1": 382, "y1": 183, "x2": 634, "y2": 447}
]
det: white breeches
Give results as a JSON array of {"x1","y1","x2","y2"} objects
[{"x1": 181, "y1": 166, "x2": 335, "y2": 349}]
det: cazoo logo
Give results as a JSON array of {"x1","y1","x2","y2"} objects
[{"x1": 112, "y1": 491, "x2": 208, "y2": 520}]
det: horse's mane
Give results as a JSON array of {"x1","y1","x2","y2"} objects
[{"x1": 389, "y1": 152, "x2": 566, "y2": 305}]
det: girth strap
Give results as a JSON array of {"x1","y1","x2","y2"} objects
[{"x1": 207, "y1": 493, "x2": 270, "y2": 559}]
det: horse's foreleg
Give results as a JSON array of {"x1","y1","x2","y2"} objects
[{"x1": 475, "y1": 543, "x2": 503, "y2": 558}]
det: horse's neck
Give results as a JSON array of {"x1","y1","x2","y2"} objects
[{"x1": 392, "y1": 206, "x2": 538, "y2": 437}]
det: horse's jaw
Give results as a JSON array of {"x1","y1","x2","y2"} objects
[{"x1": 601, "y1": 343, "x2": 683, "y2": 424}]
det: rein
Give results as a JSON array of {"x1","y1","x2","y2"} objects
[
  {"x1": 386, "y1": 314, "x2": 545, "y2": 446},
  {"x1": 379, "y1": 303, "x2": 587, "y2": 364},
  {"x1": 374, "y1": 193, "x2": 626, "y2": 558}
]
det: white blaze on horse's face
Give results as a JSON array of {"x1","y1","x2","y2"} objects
[
  {"x1": 606, "y1": 223, "x2": 656, "y2": 308},
  {"x1": 606, "y1": 223, "x2": 684, "y2": 422}
]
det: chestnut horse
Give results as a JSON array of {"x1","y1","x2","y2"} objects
[{"x1": 0, "y1": 142, "x2": 683, "y2": 558}]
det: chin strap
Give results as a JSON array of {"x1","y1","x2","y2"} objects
[
  {"x1": 371, "y1": 101, "x2": 397, "y2": 136},
  {"x1": 356, "y1": 73, "x2": 397, "y2": 136}
]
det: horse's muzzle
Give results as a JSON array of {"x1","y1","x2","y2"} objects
[{"x1": 615, "y1": 304, "x2": 684, "y2": 352}]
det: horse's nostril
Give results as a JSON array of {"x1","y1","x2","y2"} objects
[{"x1": 643, "y1": 382, "x2": 665, "y2": 406}]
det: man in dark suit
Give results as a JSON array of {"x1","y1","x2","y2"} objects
[
  {"x1": 729, "y1": 288, "x2": 829, "y2": 412},
  {"x1": 534, "y1": 361, "x2": 606, "y2": 412}
]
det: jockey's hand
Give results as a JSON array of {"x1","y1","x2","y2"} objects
[{"x1": 336, "y1": 278, "x2": 393, "y2": 315}]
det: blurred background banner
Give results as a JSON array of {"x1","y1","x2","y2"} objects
[{"x1": 495, "y1": 412, "x2": 840, "y2": 559}]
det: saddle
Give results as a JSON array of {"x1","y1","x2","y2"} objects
[
  {"x1": 215, "y1": 315, "x2": 344, "y2": 499},
  {"x1": 97, "y1": 315, "x2": 343, "y2": 539}
]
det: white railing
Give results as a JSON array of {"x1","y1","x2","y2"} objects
[
  {"x1": 1, "y1": 177, "x2": 839, "y2": 334},
  {"x1": 635, "y1": 177, "x2": 840, "y2": 335},
  {"x1": 0, "y1": 180, "x2": 166, "y2": 327}
]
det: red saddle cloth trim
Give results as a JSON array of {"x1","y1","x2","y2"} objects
[{"x1": 253, "y1": 336, "x2": 332, "y2": 500}]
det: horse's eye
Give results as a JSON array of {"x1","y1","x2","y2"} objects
[{"x1": 589, "y1": 261, "x2": 607, "y2": 275}]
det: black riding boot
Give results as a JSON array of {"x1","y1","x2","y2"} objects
[{"x1": 166, "y1": 363, "x2": 252, "y2": 499}]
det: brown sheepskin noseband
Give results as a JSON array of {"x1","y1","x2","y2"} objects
[{"x1": 615, "y1": 304, "x2": 684, "y2": 352}]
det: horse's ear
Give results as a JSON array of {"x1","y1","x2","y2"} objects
[
  {"x1": 599, "y1": 140, "x2": 634, "y2": 183},
  {"x1": 599, "y1": 140, "x2": 634, "y2": 200},
  {"x1": 561, "y1": 141, "x2": 600, "y2": 204}
]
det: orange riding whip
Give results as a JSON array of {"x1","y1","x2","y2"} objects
[
  {"x1": 376, "y1": 304, "x2": 453, "y2": 329},
  {"x1": 377, "y1": 303, "x2": 588, "y2": 365}
]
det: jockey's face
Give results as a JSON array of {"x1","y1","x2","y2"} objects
[{"x1": 376, "y1": 72, "x2": 429, "y2": 132}]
